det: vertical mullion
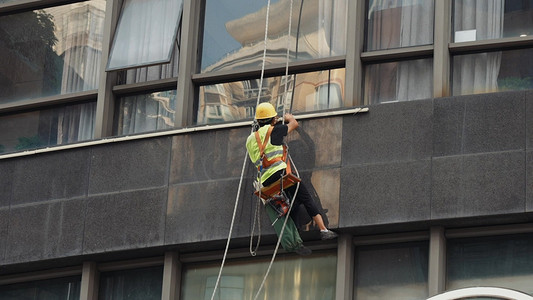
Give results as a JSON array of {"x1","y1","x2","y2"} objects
[
  {"x1": 344, "y1": 0, "x2": 365, "y2": 107},
  {"x1": 94, "y1": 0, "x2": 121, "y2": 138},
  {"x1": 80, "y1": 262, "x2": 99, "y2": 300},
  {"x1": 175, "y1": 0, "x2": 202, "y2": 127},
  {"x1": 428, "y1": 227, "x2": 446, "y2": 297},
  {"x1": 335, "y1": 234, "x2": 355, "y2": 300},
  {"x1": 161, "y1": 252, "x2": 181, "y2": 300},
  {"x1": 433, "y1": 0, "x2": 452, "y2": 98}
]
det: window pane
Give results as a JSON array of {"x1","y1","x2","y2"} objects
[
  {"x1": 181, "y1": 252, "x2": 337, "y2": 300},
  {"x1": 364, "y1": 58, "x2": 433, "y2": 104},
  {"x1": 116, "y1": 27, "x2": 181, "y2": 84},
  {"x1": 197, "y1": 68, "x2": 345, "y2": 125},
  {"x1": 447, "y1": 234, "x2": 533, "y2": 294},
  {"x1": 0, "y1": 102, "x2": 96, "y2": 154},
  {"x1": 453, "y1": 0, "x2": 533, "y2": 42},
  {"x1": 201, "y1": 0, "x2": 348, "y2": 73},
  {"x1": 0, "y1": 276, "x2": 81, "y2": 300},
  {"x1": 355, "y1": 242, "x2": 429, "y2": 300},
  {"x1": 0, "y1": 1, "x2": 105, "y2": 103},
  {"x1": 114, "y1": 90, "x2": 177, "y2": 135},
  {"x1": 98, "y1": 266, "x2": 163, "y2": 300},
  {"x1": 107, "y1": 0, "x2": 182, "y2": 71},
  {"x1": 452, "y1": 48, "x2": 533, "y2": 95},
  {"x1": 366, "y1": 0, "x2": 434, "y2": 51}
]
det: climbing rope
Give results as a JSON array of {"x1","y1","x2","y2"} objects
[{"x1": 209, "y1": 1, "x2": 273, "y2": 299}]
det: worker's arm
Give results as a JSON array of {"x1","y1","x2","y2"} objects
[{"x1": 284, "y1": 113, "x2": 299, "y2": 133}]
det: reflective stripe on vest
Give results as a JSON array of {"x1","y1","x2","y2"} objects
[{"x1": 246, "y1": 125, "x2": 287, "y2": 183}]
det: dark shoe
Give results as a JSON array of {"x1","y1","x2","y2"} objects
[
  {"x1": 320, "y1": 230, "x2": 338, "y2": 240},
  {"x1": 295, "y1": 245, "x2": 312, "y2": 256}
]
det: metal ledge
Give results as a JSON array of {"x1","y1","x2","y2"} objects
[
  {"x1": 360, "y1": 45, "x2": 434, "y2": 63},
  {"x1": 0, "y1": 90, "x2": 97, "y2": 114},
  {"x1": 192, "y1": 56, "x2": 346, "y2": 85},
  {"x1": 449, "y1": 36, "x2": 533, "y2": 54}
]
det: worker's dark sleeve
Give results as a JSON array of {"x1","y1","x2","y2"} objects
[{"x1": 270, "y1": 123, "x2": 288, "y2": 145}]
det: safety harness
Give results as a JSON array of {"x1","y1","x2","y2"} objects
[{"x1": 253, "y1": 125, "x2": 301, "y2": 220}]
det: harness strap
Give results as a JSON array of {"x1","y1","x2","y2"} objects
[{"x1": 254, "y1": 126, "x2": 287, "y2": 171}]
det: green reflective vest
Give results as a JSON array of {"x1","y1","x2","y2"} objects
[{"x1": 246, "y1": 125, "x2": 287, "y2": 183}]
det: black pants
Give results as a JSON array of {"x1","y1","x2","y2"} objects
[{"x1": 264, "y1": 170, "x2": 321, "y2": 227}]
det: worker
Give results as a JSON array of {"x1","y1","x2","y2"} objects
[{"x1": 246, "y1": 102, "x2": 338, "y2": 255}]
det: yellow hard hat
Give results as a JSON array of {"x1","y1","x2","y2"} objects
[{"x1": 255, "y1": 102, "x2": 277, "y2": 120}]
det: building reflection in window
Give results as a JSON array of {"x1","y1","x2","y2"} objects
[
  {"x1": 114, "y1": 90, "x2": 177, "y2": 135},
  {"x1": 0, "y1": 0, "x2": 106, "y2": 103},
  {"x1": 0, "y1": 102, "x2": 96, "y2": 154},
  {"x1": 452, "y1": 48, "x2": 533, "y2": 95},
  {"x1": 197, "y1": 68, "x2": 345, "y2": 125},
  {"x1": 453, "y1": 0, "x2": 533, "y2": 42},
  {"x1": 201, "y1": 0, "x2": 348, "y2": 73},
  {"x1": 364, "y1": 58, "x2": 433, "y2": 104},
  {"x1": 366, "y1": 0, "x2": 434, "y2": 51},
  {"x1": 181, "y1": 252, "x2": 336, "y2": 300}
]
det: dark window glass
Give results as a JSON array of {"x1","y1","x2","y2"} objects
[
  {"x1": 113, "y1": 89, "x2": 177, "y2": 135},
  {"x1": 0, "y1": 102, "x2": 96, "y2": 154},
  {"x1": 182, "y1": 252, "x2": 337, "y2": 300},
  {"x1": 0, "y1": 1, "x2": 105, "y2": 103},
  {"x1": 366, "y1": 0, "x2": 434, "y2": 51},
  {"x1": 201, "y1": 0, "x2": 348, "y2": 73},
  {"x1": 453, "y1": 0, "x2": 533, "y2": 42},
  {"x1": 197, "y1": 68, "x2": 345, "y2": 125},
  {"x1": 0, "y1": 276, "x2": 81, "y2": 300},
  {"x1": 98, "y1": 266, "x2": 163, "y2": 300},
  {"x1": 447, "y1": 234, "x2": 533, "y2": 294},
  {"x1": 364, "y1": 58, "x2": 433, "y2": 104},
  {"x1": 355, "y1": 242, "x2": 429, "y2": 300},
  {"x1": 452, "y1": 48, "x2": 533, "y2": 95}
]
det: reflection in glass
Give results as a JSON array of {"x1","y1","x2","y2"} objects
[
  {"x1": 453, "y1": 0, "x2": 533, "y2": 42},
  {"x1": 196, "y1": 69, "x2": 345, "y2": 124},
  {"x1": 452, "y1": 48, "x2": 533, "y2": 95},
  {"x1": 366, "y1": 0, "x2": 434, "y2": 51},
  {"x1": 114, "y1": 90, "x2": 177, "y2": 135},
  {"x1": 181, "y1": 252, "x2": 336, "y2": 300},
  {"x1": 355, "y1": 242, "x2": 429, "y2": 300},
  {"x1": 99, "y1": 266, "x2": 163, "y2": 300},
  {"x1": 0, "y1": 0, "x2": 105, "y2": 103},
  {"x1": 0, "y1": 102, "x2": 96, "y2": 154},
  {"x1": 447, "y1": 234, "x2": 533, "y2": 294},
  {"x1": 364, "y1": 58, "x2": 433, "y2": 104},
  {"x1": 201, "y1": 0, "x2": 348, "y2": 73},
  {"x1": 107, "y1": 0, "x2": 182, "y2": 71},
  {"x1": 0, "y1": 276, "x2": 81, "y2": 300}
]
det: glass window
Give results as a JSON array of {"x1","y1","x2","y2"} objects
[
  {"x1": 0, "y1": 276, "x2": 81, "y2": 300},
  {"x1": 107, "y1": 0, "x2": 183, "y2": 71},
  {"x1": 196, "y1": 68, "x2": 345, "y2": 125},
  {"x1": 0, "y1": 1, "x2": 105, "y2": 103},
  {"x1": 181, "y1": 252, "x2": 337, "y2": 300},
  {"x1": 0, "y1": 102, "x2": 96, "y2": 154},
  {"x1": 366, "y1": 0, "x2": 434, "y2": 51},
  {"x1": 113, "y1": 89, "x2": 177, "y2": 135},
  {"x1": 201, "y1": 0, "x2": 348, "y2": 73},
  {"x1": 98, "y1": 266, "x2": 163, "y2": 300},
  {"x1": 453, "y1": 0, "x2": 533, "y2": 42},
  {"x1": 452, "y1": 48, "x2": 533, "y2": 95},
  {"x1": 364, "y1": 58, "x2": 433, "y2": 104},
  {"x1": 355, "y1": 242, "x2": 429, "y2": 300},
  {"x1": 447, "y1": 234, "x2": 533, "y2": 294}
]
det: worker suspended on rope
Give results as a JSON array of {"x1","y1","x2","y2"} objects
[{"x1": 246, "y1": 102, "x2": 338, "y2": 255}]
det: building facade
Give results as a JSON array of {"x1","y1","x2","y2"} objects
[{"x1": 1, "y1": 0, "x2": 533, "y2": 299}]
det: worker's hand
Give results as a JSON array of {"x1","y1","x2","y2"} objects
[{"x1": 284, "y1": 113, "x2": 299, "y2": 133}]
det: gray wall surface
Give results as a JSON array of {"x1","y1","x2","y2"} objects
[{"x1": 1, "y1": 91, "x2": 532, "y2": 272}]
